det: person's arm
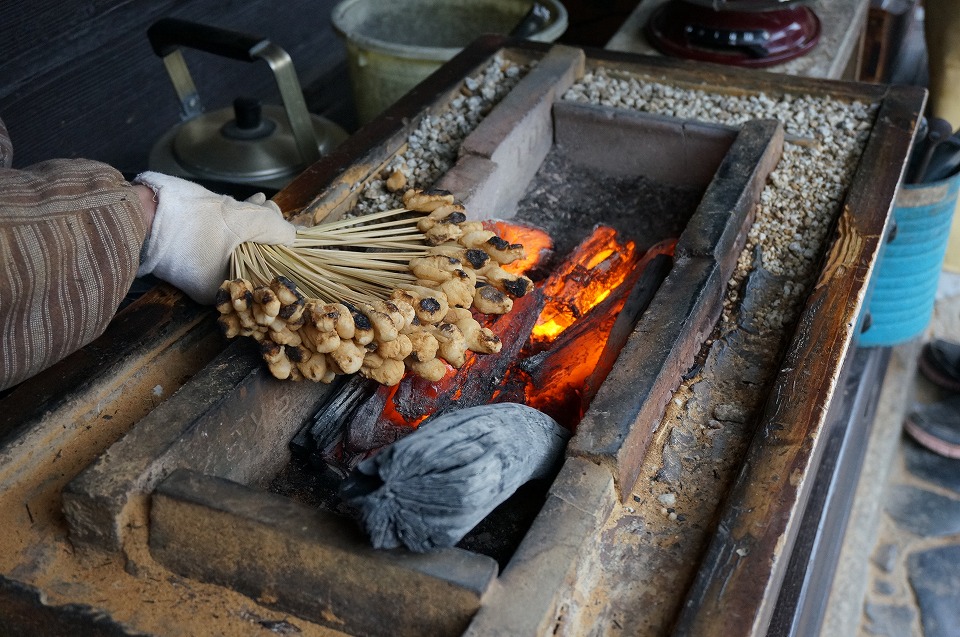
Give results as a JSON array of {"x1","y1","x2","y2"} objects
[
  {"x1": 0, "y1": 118, "x2": 294, "y2": 391},
  {"x1": 0, "y1": 157, "x2": 148, "y2": 391}
]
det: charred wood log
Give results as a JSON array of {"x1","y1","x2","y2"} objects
[
  {"x1": 511, "y1": 250, "x2": 672, "y2": 429},
  {"x1": 584, "y1": 251, "x2": 673, "y2": 403},
  {"x1": 290, "y1": 375, "x2": 379, "y2": 470}
]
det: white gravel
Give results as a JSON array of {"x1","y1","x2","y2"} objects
[{"x1": 352, "y1": 54, "x2": 529, "y2": 216}]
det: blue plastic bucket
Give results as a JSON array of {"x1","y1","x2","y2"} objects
[{"x1": 860, "y1": 169, "x2": 960, "y2": 346}]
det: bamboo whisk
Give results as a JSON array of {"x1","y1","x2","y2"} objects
[{"x1": 215, "y1": 189, "x2": 535, "y2": 387}]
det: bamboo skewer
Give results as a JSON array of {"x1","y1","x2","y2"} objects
[
  {"x1": 299, "y1": 206, "x2": 413, "y2": 231},
  {"x1": 232, "y1": 209, "x2": 433, "y2": 304}
]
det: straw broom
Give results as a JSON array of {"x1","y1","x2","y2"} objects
[{"x1": 215, "y1": 189, "x2": 534, "y2": 386}]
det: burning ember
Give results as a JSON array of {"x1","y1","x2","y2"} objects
[
  {"x1": 528, "y1": 225, "x2": 638, "y2": 346},
  {"x1": 505, "y1": 229, "x2": 675, "y2": 429},
  {"x1": 486, "y1": 220, "x2": 554, "y2": 276},
  {"x1": 304, "y1": 222, "x2": 676, "y2": 472}
]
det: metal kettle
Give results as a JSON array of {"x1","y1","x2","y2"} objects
[{"x1": 147, "y1": 18, "x2": 347, "y2": 190}]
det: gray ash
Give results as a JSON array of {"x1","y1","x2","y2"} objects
[{"x1": 513, "y1": 149, "x2": 703, "y2": 260}]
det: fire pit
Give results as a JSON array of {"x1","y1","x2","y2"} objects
[{"x1": 0, "y1": 37, "x2": 922, "y2": 637}]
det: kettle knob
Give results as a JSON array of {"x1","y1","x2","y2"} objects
[
  {"x1": 148, "y1": 18, "x2": 321, "y2": 165},
  {"x1": 221, "y1": 97, "x2": 276, "y2": 140}
]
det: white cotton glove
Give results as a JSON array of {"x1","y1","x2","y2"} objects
[{"x1": 134, "y1": 172, "x2": 295, "y2": 305}]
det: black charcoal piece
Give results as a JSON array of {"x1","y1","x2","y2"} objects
[{"x1": 339, "y1": 403, "x2": 570, "y2": 552}]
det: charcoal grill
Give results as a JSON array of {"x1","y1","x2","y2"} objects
[{"x1": 0, "y1": 37, "x2": 922, "y2": 637}]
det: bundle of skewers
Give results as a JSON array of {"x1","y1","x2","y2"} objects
[{"x1": 215, "y1": 189, "x2": 534, "y2": 386}]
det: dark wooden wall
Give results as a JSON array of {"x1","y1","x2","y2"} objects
[{"x1": 0, "y1": 0, "x2": 353, "y2": 172}]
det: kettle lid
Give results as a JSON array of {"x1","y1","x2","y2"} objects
[{"x1": 171, "y1": 98, "x2": 345, "y2": 183}]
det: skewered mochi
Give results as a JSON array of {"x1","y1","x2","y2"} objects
[
  {"x1": 261, "y1": 340, "x2": 293, "y2": 380},
  {"x1": 251, "y1": 286, "x2": 280, "y2": 323},
  {"x1": 445, "y1": 308, "x2": 501, "y2": 354},
  {"x1": 437, "y1": 276, "x2": 475, "y2": 309},
  {"x1": 377, "y1": 333, "x2": 413, "y2": 360},
  {"x1": 219, "y1": 187, "x2": 535, "y2": 385},
  {"x1": 410, "y1": 255, "x2": 465, "y2": 282},
  {"x1": 359, "y1": 301, "x2": 402, "y2": 343},
  {"x1": 404, "y1": 357, "x2": 447, "y2": 382},
  {"x1": 459, "y1": 229, "x2": 497, "y2": 250},
  {"x1": 416, "y1": 204, "x2": 468, "y2": 233},
  {"x1": 429, "y1": 244, "x2": 491, "y2": 269},
  {"x1": 479, "y1": 265, "x2": 533, "y2": 298},
  {"x1": 360, "y1": 357, "x2": 405, "y2": 386},
  {"x1": 331, "y1": 339, "x2": 365, "y2": 375},
  {"x1": 402, "y1": 188, "x2": 454, "y2": 212},
  {"x1": 217, "y1": 312, "x2": 243, "y2": 339},
  {"x1": 405, "y1": 286, "x2": 449, "y2": 324},
  {"x1": 431, "y1": 322, "x2": 468, "y2": 369},
  {"x1": 297, "y1": 349, "x2": 333, "y2": 383},
  {"x1": 423, "y1": 222, "x2": 463, "y2": 245},
  {"x1": 406, "y1": 330, "x2": 439, "y2": 362},
  {"x1": 473, "y1": 284, "x2": 514, "y2": 314}
]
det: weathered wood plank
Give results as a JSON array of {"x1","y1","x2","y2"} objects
[
  {"x1": 578, "y1": 43, "x2": 890, "y2": 102},
  {"x1": 672, "y1": 83, "x2": 925, "y2": 637},
  {"x1": 0, "y1": 285, "x2": 203, "y2": 437},
  {"x1": 0, "y1": 286, "x2": 220, "y2": 494},
  {"x1": 61, "y1": 339, "x2": 335, "y2": 553}
]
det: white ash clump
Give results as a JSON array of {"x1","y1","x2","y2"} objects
[
  {"x1": 354, "y1": 55, "x2": 528, "y2": 216},
  {"x1": 563, "y1": 69, "x2": 877, "y2": 332}
]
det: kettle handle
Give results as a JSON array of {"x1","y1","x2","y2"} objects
[
  {"x1": 147, "y1": 18, "x2": 321, "y2": 165},
  {"x1": 148, "y1": 18, "x2": 265, "y2": 61}
]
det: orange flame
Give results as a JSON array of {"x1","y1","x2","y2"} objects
[
  {"x1": 531, "y1": 226, "x2": 637, "y2": 346},
  {"x1": 368, "y1": 224, "x2": 672, "y2": 438},
  {"x1": 484, "y1": 220, "x2": 554, "y2": 274}
]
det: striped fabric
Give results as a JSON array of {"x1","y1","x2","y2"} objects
[{"x1": 0, "y1": 118, "x2": 146, "y2": 390}]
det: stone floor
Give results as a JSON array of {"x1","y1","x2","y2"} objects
[{"x1": 823, "y1": 272, "x2": 960, "y2": 637}]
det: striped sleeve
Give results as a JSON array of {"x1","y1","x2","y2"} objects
[{"x1": 0, "y1": 156, "x2": 147, "y2": 390}]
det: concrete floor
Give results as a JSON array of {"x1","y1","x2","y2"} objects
[{"x1": 823, "y1": 271, "x2": 960, "y2": 637}]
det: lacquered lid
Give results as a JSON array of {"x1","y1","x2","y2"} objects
[{"x1": 646, "y1": 0, "x2": 821, "y2": 67}]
